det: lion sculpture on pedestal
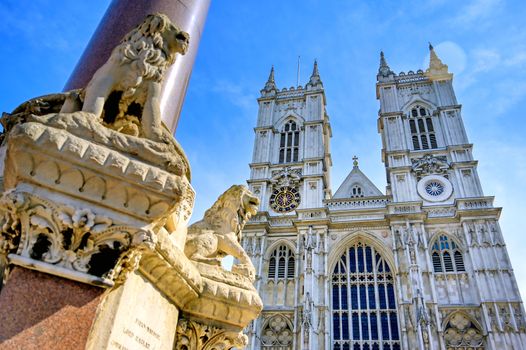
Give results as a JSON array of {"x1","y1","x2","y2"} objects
[
  {"x1": 184, "y1": 185, "x2": 259, "y2": 280},
  {"x1": 2, "y1": 13, "x2": 189, "y2": 146},
  {"x1": 80, "y1": 13, "x2": 189, "y2": 141}
]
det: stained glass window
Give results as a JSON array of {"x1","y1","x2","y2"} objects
[{"x1": 331, "y1": 242, "x2": 400, "y2": 349}]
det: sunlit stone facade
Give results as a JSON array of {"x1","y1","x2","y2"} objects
[{"x1": 243, "y1": 48, "x2": 526, "y2": 350}]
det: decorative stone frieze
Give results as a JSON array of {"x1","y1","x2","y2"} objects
[{"x1": 411, "y1": 154, "x2": 450, "y2": 180}]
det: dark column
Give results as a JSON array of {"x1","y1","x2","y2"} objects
[{"x1": 64, "y1": 0, "x2": 211, "y2": 133}]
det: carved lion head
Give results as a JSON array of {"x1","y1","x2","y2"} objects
[
  {"x1": 119, "y1": 13, "x2": 190, "y2": 81},
  {"x1": 203, "y1": 185, "x2": 260, "y2": 237}
]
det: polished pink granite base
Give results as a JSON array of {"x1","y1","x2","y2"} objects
[{"x1": 0, "y1": 267, "x2": 103, "y2": 350}]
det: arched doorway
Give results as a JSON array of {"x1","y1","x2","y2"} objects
[{"x1": 331, "y1": 241, "x2": 400, "y2": 350}]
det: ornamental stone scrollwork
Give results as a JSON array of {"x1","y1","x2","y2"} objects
[
  {"x1": 411, "y1": 154, "x2": 450, "y2": 180},
  {"x1": 270, "y1": 166, "x2": 302, "y2": 187},
  {"x1": 0, "y1": 190, "x2": 154, "y2": 283},
  {"x1": 175, "y1": 318, "x2": 248, "y2": 350}
]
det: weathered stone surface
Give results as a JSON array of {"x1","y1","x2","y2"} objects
[{"x1": 86, "y1": 271, "x2": 179, "y2": 350}]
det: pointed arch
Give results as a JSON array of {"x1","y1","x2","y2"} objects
[
  {"x1": 399, "y1": 96, "x2": 436, "y2": 113},
  {"x1": 328, "y1": 231, "x2": 396, "y2": 275},
  {"x1": 274, "y1": 112, "x2": 305, "y2": 130},
  {"x1": 329, "y1": 232, "x2": 400, "y2": 349},
  {"x1": 429, "y1": 233, "x2": 466, "y2": 273},
  {"x1": 404, "y1": 100, "x2": 439, "y2": 150},
  {"x1": 265, "y1": 240, "x2": 296, "y2": 281}
]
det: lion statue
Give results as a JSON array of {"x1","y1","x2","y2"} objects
[
  {"x1": 78, "y1": 13, "x2": 189, "y2": 142},
  {"x1": 184, "y1": 185, "x2": 259, "y2": 280}
]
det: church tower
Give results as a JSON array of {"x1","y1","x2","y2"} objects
[
  {"x1": 244, "y1": 48, "x2": 526, "y2": 350},
  {"x1": 248, "y1": 62, "x2": 331, "y2": 214},
  {"x1": 375, "y1": 45, "x2": 526, "y2": 350},
  {"x1": 244, "y1": 62, "x2": 332, "y2": 350}
]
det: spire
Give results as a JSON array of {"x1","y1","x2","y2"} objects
[
  {"x1": 307, "y1": 60, "x2": 322, "y2": 88},
  {"x1": 377, "y1": 51, "x2": 394, "y2": 79},
  {"x1": 425, "y1": 43, "x2": 453, "y2": 81},
  {"x1": 262, "y1": 65, "x2": 277, "y2": 94}
]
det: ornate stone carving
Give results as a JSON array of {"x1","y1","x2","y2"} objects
[
  {"x1": 443, "y1": 313, "x2": 484, "y2": 349},
  {"x1": 175, "y1": 318, "x2": 248, "y2": 350},
  {"x1": 0, "y1": 191, "x2": 153, "y2": 282},
  {"x1": 270, "y1": 166, "x2": 302, "y2": 187},
  {"x1": 261, "y1": 314, "x2": 293, "y2": 348},
  {"x1": 184, "y1": 185, "x2": 259, "y2": 280},
  {"x1": 0, "y1": 13, "x2": 263, "y2": 350},
  {"x1": 80, "y1": 13, "x2": 189, "y2": 143},
  {"x1": 411, "y1": 154, "x2": 450, "y2": 180},
  {"x1": 302, "y1": 292, "x2": 313, "y2": 328}
]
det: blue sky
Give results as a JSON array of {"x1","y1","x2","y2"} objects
[{"x1": 1, "y1": 0, "x2": 526, "y2": 299}]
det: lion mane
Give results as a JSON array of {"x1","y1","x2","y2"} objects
[
  {"x1": 117, "y1": 13, "x2": 188, "y2": 99},
  {"x1": 191, "y1": 185, "x2": 254, "y2": 239}
]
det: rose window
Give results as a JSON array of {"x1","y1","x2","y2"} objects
[{"x1": 425, "y1": 181, "x2": 444, "y2": 196}]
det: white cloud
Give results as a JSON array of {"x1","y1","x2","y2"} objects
[
  {"x1": 472, "y1": 49, "x2": 501, "y2": 72},
  {"x1": 453, "y1": 0, "x2": 503, "y2": 25}
]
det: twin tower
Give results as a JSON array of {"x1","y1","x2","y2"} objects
[{"x1": 242, "y1": 46, "x2": 526, "y2": 350}]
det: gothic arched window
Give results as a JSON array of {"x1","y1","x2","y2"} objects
[
  {"x1": 408, "y1": 105, "x2": 438, "y2": 150},
  {"x1": 279, "y1": 120, "x2": 300, "y2": 163},
  {"x1": 331, "y1": 242, "x2": 400, "y2": 350},
  {"x1": 351, "y1": 185, "x2": 364, "y2": 198},
  {"x1": 431, "y1": 235, "x2": 465, "y2": 273},
  {"x1": 261, "y1": 315, "x2": 293, "y2": 349},
  {"x1": 444, "y1": 313, "x2": 484, "y2": 349},
  {"x1": 268, "y1": 245, "x2": 295, "y2": 280}
]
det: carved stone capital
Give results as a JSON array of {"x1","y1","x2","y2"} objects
[{"x1": 175, "y1": 318, "x2": 248, "y2": 350}]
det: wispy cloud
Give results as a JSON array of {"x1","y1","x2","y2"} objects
[
  {"x1": 212, "y1": 80, "x2": 256, "y2": 112},
  {"x1": 453, "y1": 0, "x2": 503, "y2": 25}
]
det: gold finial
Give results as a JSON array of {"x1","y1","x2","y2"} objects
[{"x1": 352, "y1": 155, "x2": 359, "y2": 167}]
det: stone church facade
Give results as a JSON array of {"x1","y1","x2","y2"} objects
[{"x1": 242, "y1": 47, "x2": 526, "y2": 350}]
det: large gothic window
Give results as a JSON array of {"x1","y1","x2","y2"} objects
[
  {"x1": 408, "y1": 105, "x2": 438, "y2": 150},
  {"x1": 261, "y1": 315, "x2": 293, "y2": 349},
  {"x1": 279, "y1": 120, "x2": 300, "y2": 163},
  {"x1": 268, "y1": 245, "x2": 295, "y2": 280},
  {"x1": 331, "y1": 242, "x2": 400, "y2": 350},
  {"x1": 431, "y1": 235, "x2": 465, "y2": 273}
]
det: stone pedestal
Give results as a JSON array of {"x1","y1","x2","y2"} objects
[
  {"x1": 0, "y1": 13, "x2": 261, "y2": 350},
  {"x1": 0, "y1": 268, "x2": 102, "y2": 349}
]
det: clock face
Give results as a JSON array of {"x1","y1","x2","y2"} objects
[{"x1": 269, "y1": 186, "x2": 301, "y2": 213}]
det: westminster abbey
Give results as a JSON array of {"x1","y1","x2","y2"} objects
[{"x1": 241, "y1": 46, "x2": 526, "y2": 350}]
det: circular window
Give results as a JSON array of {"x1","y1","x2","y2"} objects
[
  {"x1": 425, "y1": 181, "x2": 444, "y2": 196},
  {"x1": 417, "y1": 175, "x2": 453, "y2": 202}
]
